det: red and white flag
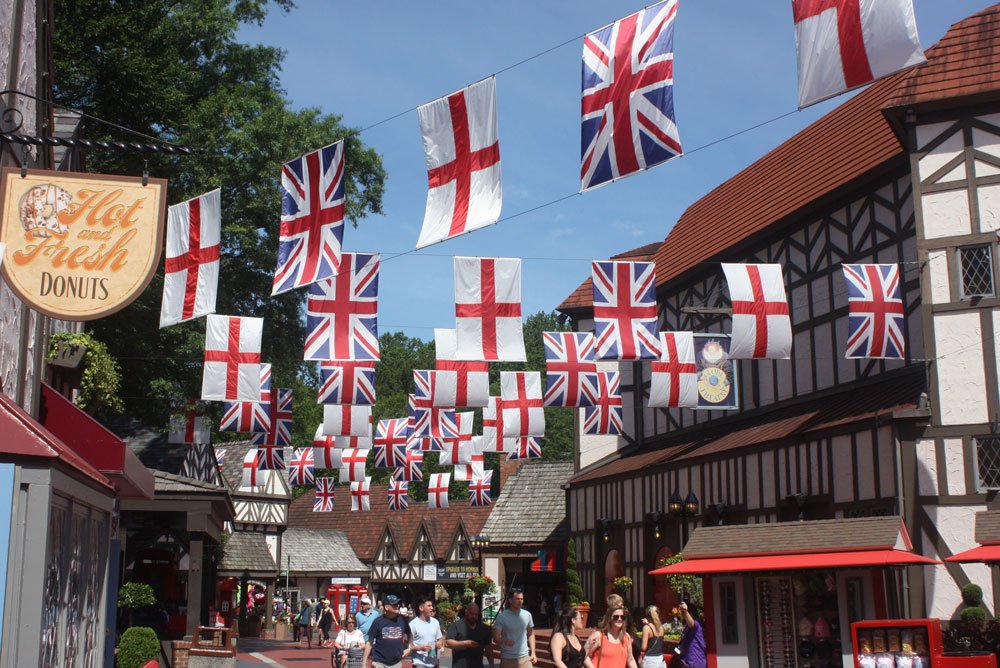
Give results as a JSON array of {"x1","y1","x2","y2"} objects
[
  {"x1": 340, "y1": 448, "x2": 370, "y2": 483},
  {"x1": 454, "y1": 442, "x2": 484, "y2": 482},
  {"x1": 583, "y1": 371, "x2": 623, "y2": 435},
  {"x1": 350, "y1": 477, "x2": 372, "y2": 511},
  {"x1": 393, "y1": 448, "x2": 424, "y2": 482},
  {"x1": 388, "y1": 480, "x2": 409, "y2": 510},
  {"x1": 649, "y1": 332, "x2": 698, "y2": 408},
  {"x1": 481, "y1": 397, "x2": 507, "y2": 453},
  {"x1": 437, "y1": 411, "x2": 474, "y2": 465},
  {"x1": 469, "y1": 471, "x2": 493, "y2": 507},
  {"x1": 427, "y1": 472, "x2": 451, "y2": 509},
  {"x1": 168, "y1": 401, "x2": 210, "y2": 444},
  {"x1": 416, "y1": 76, "x2": 501, "y2": 249},
  {"x1": 312, "y1": 426, "x2": 343, "y2": 469},
  {"x1": 201, "y1": 315, "x2": 262, "y2": 401},
  {"x1": 455, "y1": 257, "x2": 525, "y2": 362},
  {"x1": 314, "y1": 477, "x2": 336, "y2": 512},
  {"x1": 722, "y1": 264, "x2": 792, "y2": 359},
  {"x1": 323, "y1": 404, "x2": 372, "y2": 438},
  {"x1": 241, "y1": 448, "x2": 263, "y2": 488},
  {"x1": 335, "y1": 436, "x2": 372, "y2": 449},
  {"x1": 793, "y1": 0, "x2": 925, "y2": 108},
  {"x1": 500, "y1": 371, "x2": 545, "y2": 438},
  {"x1": 506, "y1": 437, "x2": 542, "y2": 460},
  {"x1": 160, "y1": 189, "x2": 221, "y2": 328},
  {"x1": 434, "y1": 328, "x2": 489, "y2": 407}
]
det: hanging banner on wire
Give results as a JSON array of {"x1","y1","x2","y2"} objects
[{"x1": 0, "y1": 168, "x2": 167, "y2": 320}]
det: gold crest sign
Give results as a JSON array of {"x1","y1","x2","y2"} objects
[{"x1": 0, "y1": 168, "x2": 167, "y2": 320}]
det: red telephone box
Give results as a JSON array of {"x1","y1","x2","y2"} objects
[{"x1": 325, "y1": 585, "x2": 370, "y2": 630}]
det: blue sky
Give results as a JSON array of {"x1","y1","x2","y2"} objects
[{"x1": 240, "y1": 1, "x2": 989, "y2": 340}]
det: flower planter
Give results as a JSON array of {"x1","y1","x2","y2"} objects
[{"x1": 576, "y1": 603, "x2": 591, "y2": 628}]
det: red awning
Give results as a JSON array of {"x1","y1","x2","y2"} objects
[
  {"x1": 649, "y1": 549, "x2": 940, "y2": 575},
  {"x1": 946, "y1": 545, "x2": 1000, "y2": 563},
  {"x1": 38, "y1": 383, "x2": 154, "y2": 499}
]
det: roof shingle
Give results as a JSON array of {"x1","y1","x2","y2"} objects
[
  {"x1": 220, "y1": 532, "x2": 277, "y2": 574},
  {"x1": 481, "y1": 461, "x2": 574, "y2": 545},
  {"x1": 282, "y1": 528, "x2": 367, "y2": 575}
]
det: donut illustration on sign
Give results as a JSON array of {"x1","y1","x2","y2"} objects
[{"x1": 18, "y1": 184, "x2": 71, "y2": 238}]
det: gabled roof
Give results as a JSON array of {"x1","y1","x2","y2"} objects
[
  {"x1": 219, "y1": 531, "x2": 276, "y2": 575},
  {"x1": 482, "y1": 461, "x2": 574, "y2": 545},
  {"x1": 287, "y1": 483, "x2": 492, "y2": 561},
  {"x1": 282, "y1": 528, "x2": 367, "y2": 575},
  {"x1": 558, "y1": 242, "x2": 662, "y2": 313},
  {"x1": 217, "y1": 441, "x2": 290, "y2": 499}
]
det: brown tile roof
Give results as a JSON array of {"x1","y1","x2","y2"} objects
[
  {"x1": 570, "y1": 369, "x2": 923, "y2": 484},
  {"x1": 557, "y1": 242, "x2": 663, "y2": 313},
  {"x1": 885, "y1": 4, "x2": 1000, "y2": 111},
  {"x1": 287, "y1": 484, "x2": 492, "y2": 562},
  {"x1": 975, "y1": 510, "x2": 1000, "y2": 545},
  {"x1": 682, "y1": 516, "x2": 906, "y2": 558}
]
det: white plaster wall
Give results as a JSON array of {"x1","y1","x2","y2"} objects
[
  {"x1": 977, "y1": 183, "x2": 1000, "y2": 233},
  {"x1": 992, "y1": 309, "x2": 1000, "y2": 408},
  {"x1": 916, "y1": 439, "x2": 939, "y2": 496},
  {"x1": 922, "y1": 190, "x2": 972, "y2": 239},
  {"x1": 266, "y1": 535, "x2": 279, "y2": 565},
  {"x1": 712, "y1": 577, "x2": 751, "y2": 668},
  {"x1": 933, "y1": 312, "x2": 989, "y2": 425},
  {"x1": 942, "y1": 438, "x2": 967, "y2": 496},
  {"x1": 927, "y1": 250, "x2": 951, "y2": 304},
  {"x1": 922, "y1": 505, "x2": 992, "y2": 619},
  {"x1": 917, "y1": 121, "x2": 960, "y2": 155}
]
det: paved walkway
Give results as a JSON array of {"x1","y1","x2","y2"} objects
[{"x1": 235, "y1": 638, "x2": 453, "y2": 668}]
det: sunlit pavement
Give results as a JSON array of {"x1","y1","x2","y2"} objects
[{"x1": 236, "y1": 638, "x2": 452, "y2": 668}]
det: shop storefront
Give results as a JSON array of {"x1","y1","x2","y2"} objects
[{"x1": 652, "y1": 517, "x2": 939, "y2": 668}]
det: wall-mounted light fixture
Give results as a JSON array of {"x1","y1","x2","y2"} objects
[
  {"x1": 598, "y1": 518, "x2": 613, "y2": 543},
  {"x1": 648, "y1": 511, "x2": 663, "y2": 540}
]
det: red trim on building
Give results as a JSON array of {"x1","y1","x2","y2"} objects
[
  {"x1": 649, "y1": 550, "x2": 939, "y2": 575},
  {"x1": 945, "y1": 545, "x2": 1000, "y2": 563}
]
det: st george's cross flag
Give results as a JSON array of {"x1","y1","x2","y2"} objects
[
  {"x1": 469, "y1": 471, "x2": 493, "y2": 507},
  {"x1": 581, "y1": 0, "x2": 681, "y2": 192},
  {"x1": 273, "y1": 141, "x2": 345, "y2": 295},
  {"x1": 500, "y1": 371, "x2": 545, "y2": 438},
  {"x1": 335, "y1": 435, "x2": 372, "y2": 449},
  {"x1": 312, "y1": 426, "x2": 343, "y2": 469},
  {"x1": 251, "y1": 388, "x2": 293, "y2": 448},
  {"x1": 583, "y1": 371, "x2": 624, "y2": 435},
  {"x1": 481, "y1": 396, "x2": 508, "y2": 453},
  {"x1": 416, "y1": 76, "x2": 501, "y2": 249},
  {"x1": 434, "y1": 328, "x2": 489, "y2": 407},
  {"x1": 318, "y1": 360, "x2": 377, "y2": 405},
  {"x1": 220, "y1": 364, "x2": 271, "y2": 433},
  {"x1": 592, "y1": 261, "x2": 661, "y2": 360},
  {"x1": 340, "y1": 448, "x2": 370, "y2": 483},
  {"x1": 793, "y1": 0, "x2": 925, "y2": 109},
  {"x1": 160, "y1": 189, "x2": 221, "y2": 327},
  {"x1": 649, "y1": 331, "x2": 698, "y2": 408},
  {"x1": 313, "y1": 477, "x2": 336, "y2": 512},
  {"x1": 202, "y1": 315, "x2": 263, "y2": 401},
  {"x1": 168, "y1": 400, "x2": 210, "y2": 444},
  {"x1": 454, "y1": 257, "x2": 525, "y2": 362},
  {"x1": 427, "y1": 473, "x2": 451, "y2": 509},
  {"x1": 722, "y1": 264, "x2": 792, "y2": 359},
  {"x1": 543, "y1": 331, "x2": 598, "y2": 407},
  {"x1": 304, "y1": 252, "x2": 380, "y2": 361},
  {"x1": 241, "y1": 448, "x2": 263, "y2": 488},
  {"x1": 393, "y1": 448, "x2": 424, "y2": 482},
  {"x1": 388, "y1": 479, "x2": 409, "y2": 510},
  {"x1": 350, "y1": 477, "x2": 372, "y2": 511},
  {"x1": 454, "y1": 442, "x2": 484, "y2": 482},
  {"x1": 414, "y1": 370, "x2": 465, "y2": 408},
  {"x1": 437, "y1": 411, "x2": 474, "y2": 465},
  {"x1": 843, "y1": 264, "x2": 905, "y2": 359},
  {"x1": 506, "y1": 437, "x2": 542, "y2": 460},
  {"x1": 288, "y1": 448, "x2": 315, "y2": 485},
  {"x1": 323, "y1": 404, "x2": 372, "y2": 438}
]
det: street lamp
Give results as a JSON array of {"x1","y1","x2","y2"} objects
[
  {"x1": 470, "y1": 534, "x2": 491, "y2": 556},
  {"x1": 669, "y1": 491, "x2": 700, "y2": 547}
]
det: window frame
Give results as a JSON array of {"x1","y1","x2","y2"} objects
[{"x1": 958, "y1": 244, "x2": 996, "y2": 300}]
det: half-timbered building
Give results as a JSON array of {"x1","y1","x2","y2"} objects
[{"x1": 557, "y1": 7, "x2": 1000, "y2": 666}]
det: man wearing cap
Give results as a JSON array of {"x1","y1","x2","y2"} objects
[
  {"x1": 363, "y1": 594, "x2": 411, "y2": 668},
  {"x1": 357, "y1": 595, "x2": 380, "y2": 643}
]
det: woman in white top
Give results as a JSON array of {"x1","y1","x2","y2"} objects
[{"x1": 334, "y1": 614, "x2": 365, "y2": 668}]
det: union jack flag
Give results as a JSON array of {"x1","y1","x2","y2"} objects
[
  {"x1": 255, "y1": 444, "x2": 285, "y2": 471},
  {"x1": 409, "y1": 393, "x2": 458, "y2": 440},
  {"x1": 288, "y1": 448, "x2": 315, "y2": 485},
  {"x1": 437, "y1": 412, "x2": 474, "y2": 464},
  {"x1": 375, "y1": 442, "x2": 408, "y2": 469},
  {"x1": 375, "y1": 419, "x2": 410, "y2": 467},
  {"x1": 388, "y1": 479, "x2": 409, "y2": 511},
  {"x1": 843, "y1": 264, "x2": 905, "y2": 359},
  {"x1": 313, "y1": 477, "x2": 336, "y2": 512},
  {"x1": 581, "y1": 0, "x2": 681, "y2": 192},
  {"x1": 469, "y1": 471, "x2": 493, "y2": 507},
  {"x1": 273, "y1": 141, "x2": 344, "y2": 295},
  {"x1": 214, "y1": 448, "x2": 226, "y2": 469},
  {"x1": 592, "y1": 261, "x2": 661, "y2": 360},
  {"x1": 584, "y1": 372, "x2": 624, "y2": 435},
  {"x1": 304, "y1": 252, "x2": 380, "y2": 361},
  {"x1": 220, "y1": 363, "x2": 271, "y2": 433},
  {"x1": 251, "y1": 388, "x2": 293, "y2": 448},
  {"x1": 543, "y1": 332, "x2": 598, "y2": 407},
  {"x1": 318, "y1": 360, "x2": 377, "y2": 405},
  {"x1": 506, "y1": 437, "x2": 542, "y2": 460},
  {"x1": 351, "y1": 477, "x2": 372, "y2": 511},
  {"x1": 393, "y1": 448, "x2": 424, "y2": 482}
]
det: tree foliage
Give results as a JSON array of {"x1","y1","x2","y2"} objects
[
  {"x1": 52, "y1": 0, "x2": 387, "y2": 430},
  {"x1": 48, "y1": 331, "x2": 124, "y2": 416}
]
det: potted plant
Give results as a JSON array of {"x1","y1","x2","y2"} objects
[
  {"x1": 566, "y1": 540, "x2": 590, "y2": 626},
  {"x1": 467, "y1": 574, "x2": 497, "y2": 608},
  {"x1": 118, "y1": 582, "x2": 157, "y2": 629}
]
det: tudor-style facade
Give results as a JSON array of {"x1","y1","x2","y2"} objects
[{"x1": 558, "y1": 4, "x2": 1000, "y2": 633}]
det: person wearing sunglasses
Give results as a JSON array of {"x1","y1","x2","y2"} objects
[
  {"x1": 335, "y1": 615, "x2": 366, "y2": 668},
  {"x1": 586, "y1": 606, "x2": 638, "y2": 668}
]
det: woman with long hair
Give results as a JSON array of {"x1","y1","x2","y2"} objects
[
  {"x1": 551, "y1": 607, "x2": 597, "y2": 668},
  {"x1": 587, "y1": 605, "x2": 639, "y2": 668},
  {"x1": 639, "y1": 606, "x2": 665, "y2": 668},
  {"x1": 334, "y1": 614, "x2": 365, "y2": 668}
]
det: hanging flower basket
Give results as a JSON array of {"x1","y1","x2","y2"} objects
[{"x1": 467, "y1": 575, "x2": 496, "y2": 596}]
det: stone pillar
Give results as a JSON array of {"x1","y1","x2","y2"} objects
[
  {"x1": 186, "y1": 533, "x2": 204, "y2": 638},
  {"x1": 265, "y1": 579, "x2": 274, "y2": 630}
]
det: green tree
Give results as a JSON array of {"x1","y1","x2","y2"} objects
[
  {"x1": 52, "y1": 0, "x2": 387, "y2": 434},
  {"x1": 117, "y1": 582, "x2": 157, "y2": 628}
]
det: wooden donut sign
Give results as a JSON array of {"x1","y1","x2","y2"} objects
[{"x1": 0, "y1": 167, "x2": 167, "y2": 320}]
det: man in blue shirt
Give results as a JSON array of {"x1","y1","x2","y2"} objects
[
  {"x1": 363, "y1": 594, "x2": 412, "y2": 668},
  {"x1": 357, "y1": 595, "x2": 380, "y2": 642},
  {"x1": 493, "y1": 588, "x2": 536, "y2": 668}
]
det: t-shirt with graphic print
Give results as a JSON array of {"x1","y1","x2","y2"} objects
[{"x1": 369, "y1": 614, "x2": 412, "y2": 665}]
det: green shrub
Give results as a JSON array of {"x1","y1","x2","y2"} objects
[
  {"x1": 960, "y1": 606, "x2": 989, "y2": 623},
  {"x1": 566, "y1": 539, "x2": 585, "y2": 605},
  {"x1": 962, "y1": 584, "x2": 985, "y2": 607},
  {"x1": 116, "y1": 626, "x2": 160, "y2": 668}
]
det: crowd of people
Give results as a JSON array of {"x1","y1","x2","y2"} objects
[{"x1": 288, "y1": 588, "x2": 706, "y2": 668}]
